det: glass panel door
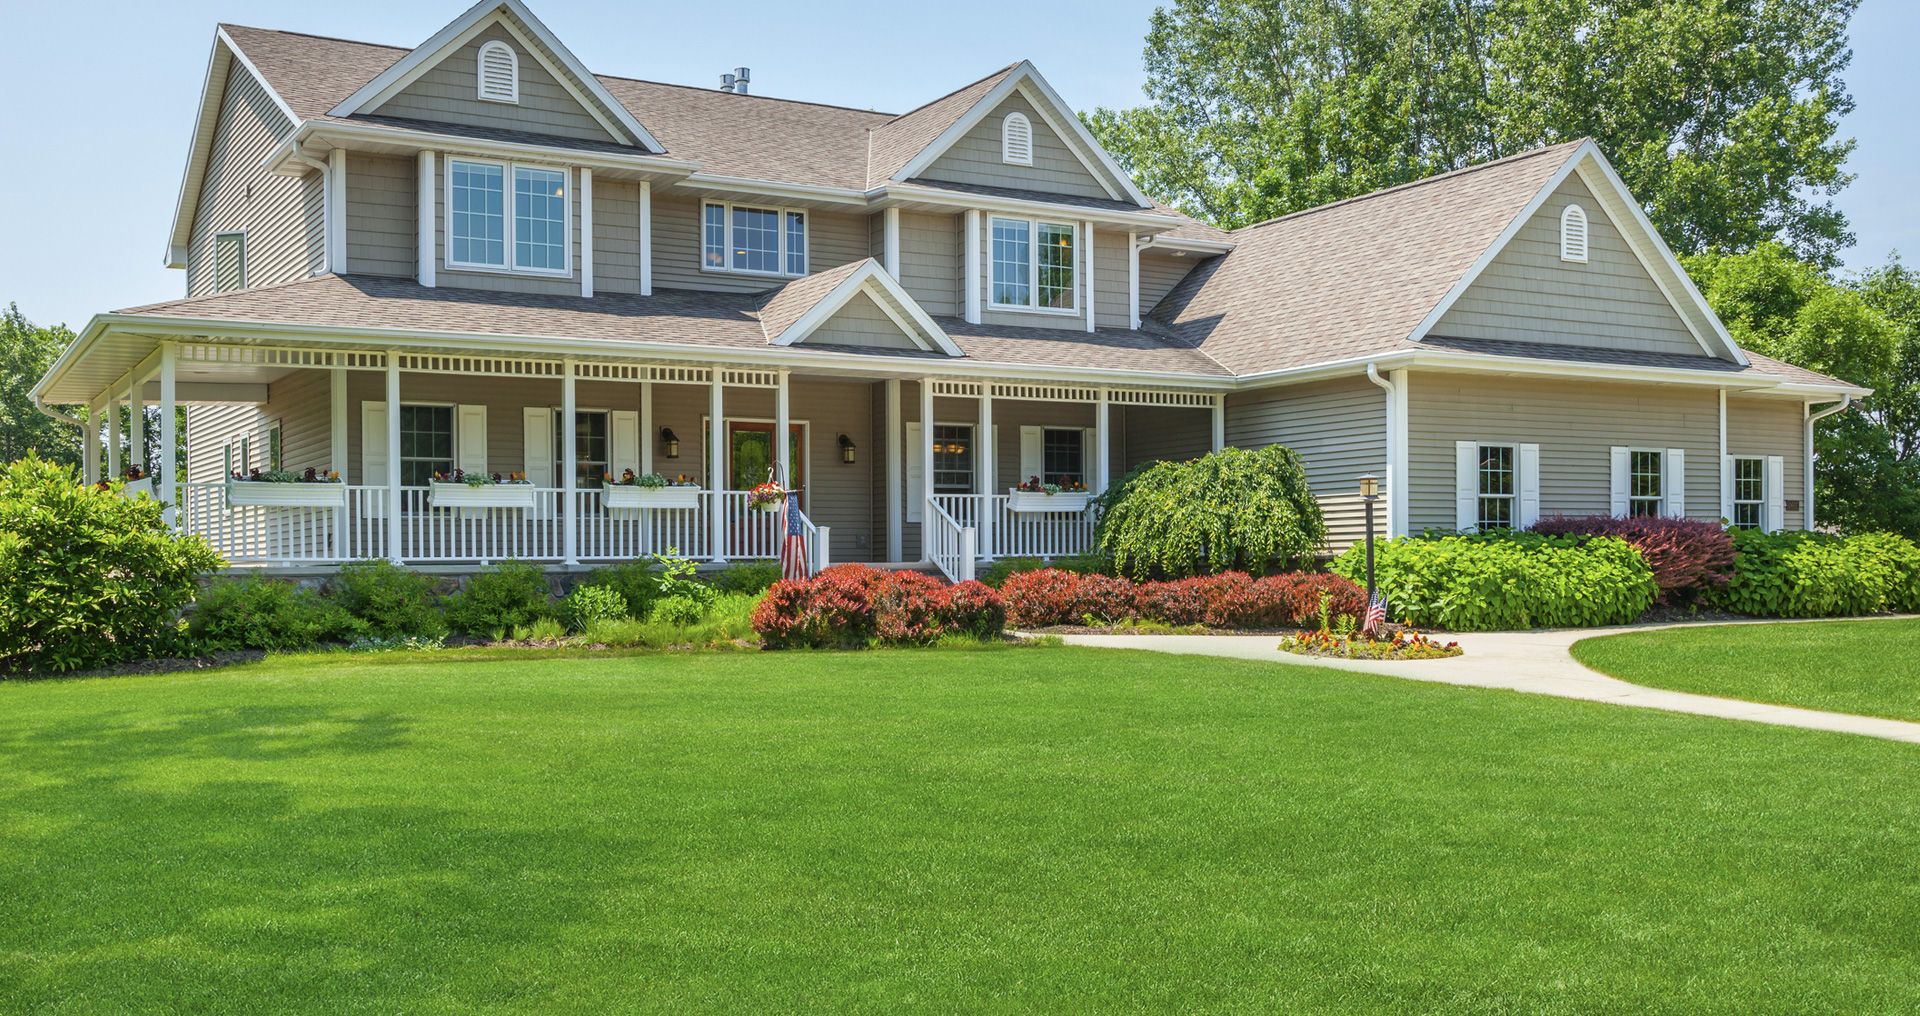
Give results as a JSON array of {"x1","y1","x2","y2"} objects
[{"x1": 727, "y1": 422, "x2": 804, "y2": 493}]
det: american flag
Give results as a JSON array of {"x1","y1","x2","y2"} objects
[
  {"x1": 779, "y1": 490, "x2": 811, "y2": 581},
  {"x1": 1362, "y1": 593, "x2": 1388, "y2": 635}
]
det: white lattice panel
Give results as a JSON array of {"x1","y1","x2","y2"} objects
[
  {"x1": 1107, "y1": 388, "x2": 1221, "y2": 408},
  {"x1": 178, "y1": 343, "x2": 384, "y2": 370},
  {"x1": 396, "y1": 354, "x2": 563, "y2": 377}
]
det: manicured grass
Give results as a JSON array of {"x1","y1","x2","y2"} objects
[
  {"x1": 1573, "y1": 619, "x2": 1920, "y2": 722},
  {"x1": 4, "y1": 645, "x2": 1920, "y2": 1013}
]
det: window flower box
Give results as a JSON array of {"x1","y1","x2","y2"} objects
[
  {"x1": 1006, "y1": 488, "x2": 1091, "y2": 514},
  {"x1": 429, "y1": 480, "x2": 537, "y2": 510},
  {"x1": 119, "y1": 478, "x2": 155, "y2": 500},
  {"x1": 226, "y1": 481, "x2": 347, "y2": 510},
  {"x1": 604, "y1": 485, "x2": 703, "y2": 510}
]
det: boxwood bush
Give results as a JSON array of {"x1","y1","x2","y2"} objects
[
  {"x1": 188, "y1": 576, "x2": 365, "y2": 651},
  {"x1": 1332, "y1": 533, "x2": 1657, "y2": 631},
  {"x1": 1715, "y1": 529, "x2": 1920, "y2": 617},
  {"x1": 1092, "y1": 445, "x2": 1325, "y2": 580},
  {"x1": 325, "y1": 561, "x2": 447, "y2": 640},
  {"x1": 441, "y1": 560, "x2": 551, "y2": 636}
]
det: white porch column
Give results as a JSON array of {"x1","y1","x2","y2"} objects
[
  {"x1": 1210, "y1": 396, "x2": 1226, "y2": 452},
  {"x1": 578, "y1": 168, "x2": 594, "y2": 298},
  {"x1": 885, "y1": 379, "x2": 902, "y2": 562},
  {"x1": 385, "y1": 355, "x2": 402, "y2": 562},
  {"x1": 106, "y1": 381, "x2": 122, "y2": 479},
  {"x1": 330, "y1": 368, "x2": 348, "y2": 474},
  {"x1": 1127, "y1": 232, "x2": 1141, "y2": 329},
  {"x1": 417, "y1": 150, "x2": 436, "y2": 287},
  {"x1": 638, "y1": 180, "x2": 653, "y2": 296},
  {"x1": 709, "y1": 372, "x2": 727, "y2": 562},
  {"x1": 883, "y1": 208, "x2": 901, "y2": 278},
  {"x1": 82, "y1": 396, "x2": 101, "y2": 482},
  {"x1": 562, "y1": 357, "x2": 579, "y2": 565},
  {"x1": 919, "y1": 379, "x2": 934, "y2": 560},
  {"x1": 127, "y1": 373, "x2": 145, "y2": 479},
  {"x1": 326, "y1": 147, "x2": 347, "y2": 273},
  {"x1": 775, "y1": 369, "x2": 792, "y2": 489},
  {"x1": 1083, "y1": 221, "x2": 1096, "y2": 333},
  {"x1": 977, "y1": 386, "x2": 994, "y2": 561},
  {"x1": 640, "y1": 381, "x2": 655, "y2": 474},
  {"x1": 963, "y1": 210, "x2": 982, "y2": 324},
  {"x1": 1094, "y1": 387, "x2": 1111, "y2": 495},
  {"x1": 158, "y1": 342, "x2": 178, "y2": 523}
]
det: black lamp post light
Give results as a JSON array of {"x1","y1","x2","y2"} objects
[{"x1": 1358, "y1": 473, "x2": 1380, "y2": 605}]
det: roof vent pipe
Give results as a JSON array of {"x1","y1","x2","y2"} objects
[{"x1": 720, "y1": 67, "x2": 750, "y2": 95}]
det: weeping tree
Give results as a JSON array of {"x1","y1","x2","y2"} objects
[{"x1": 1092, "y1": 444, "x2": 1325, "y2": 579}]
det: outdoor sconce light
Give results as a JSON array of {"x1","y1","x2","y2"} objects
[
  {"x1": 1358, "y1": 473, "x2": 1380, "y2": 499},
  {"x1": 838, "y1": 434, "x2": 857, "y2": 464},
  {"x1": 660, "y1": 427, "x2": 680, "y2": 459}
]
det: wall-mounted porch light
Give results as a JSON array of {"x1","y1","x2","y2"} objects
[
  {"x1": 660, "y1": 427, "x2": 680, "y2": 459},
  {"x1": 838, "y1": 434, "x2": 857, "y2": 464}
]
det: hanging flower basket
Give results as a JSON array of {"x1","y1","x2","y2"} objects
[{"x1": 747, "y1": 481, "x2": 789, "y2": 513}]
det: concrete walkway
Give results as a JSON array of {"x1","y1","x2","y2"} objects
[{"x1": 1054, "y1": 617, "x2": 1920, "y2": 744}]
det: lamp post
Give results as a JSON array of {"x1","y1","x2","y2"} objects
[{"x1": 1358, "y1": 474, "x2": 1380, "y2": 603}]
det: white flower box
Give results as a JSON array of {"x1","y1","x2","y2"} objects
[
  {"x1": 225, "y1": 481, "x2": 347, "y2": 509},
  {"x1": 1006, "y1": 489, "x2": 1091, "y2": 514},
  {"x1": 603, "y1": 485, "x2": 702, "y2": 510},
  {"x1": 119, "y1": 478, "x2": 155, "y2": 500},
  {"x1": 429, "y1": 481, "x2": 537, "y2": 510}
]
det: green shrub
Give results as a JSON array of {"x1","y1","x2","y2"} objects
[
  {"x1": 512, "y1": 617, "x2": 569, "y2": 642},
  {"x1": 188, "y1": 576, "x2": 364, "y2": 651},
  {"x1": 583, "y1": 558, "x2": 661, "y2": 619},
  {"x1": 563, "y1": 584, "x2": 628, "y2": 632},
  {"x1": 650, "y1": 594, "x2": 707, "y2": 626},
  {"x1": 1332, "y1": 533, "x2": 1658, "y2": 631},
  {"x1": 0, "y1": 455, "x2": 224, "y2": 672},
  {"x1": 979, "y1": 553, "x2": 1110, "y2": 588},
  {"x1": 579, "y1": 593, "x2": 761, "y2": 649},
  {"x1": 1716, "y1": 530, "x2": 1920, "y2": 617},
  {"x1": 1092, "y1": 445, "x2": 1325, "y2": 580},
  {"x1": 442, "y1": 560, "x2": 552, "y2": 636},
  {"x1": 325, "y1": 561, "x2": 446, "y2": 640},
  {"x1": 710, "y1": 560, "x2": 782, "y2": 595}
]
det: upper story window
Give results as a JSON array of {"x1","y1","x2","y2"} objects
[
  {"x1": 447, "y1": 158, "x2": 570, "y2": 276},
  {"x1": 990, "y1": 216, "x2": 1076, "y2": 313},
  {"x1": 702, "y1": 202, "x2": 807, "y2": 277},
  {"x1": 1001, "y1": 112, "x2": 1033, "y2": 166},
  {"x1": 1560, "y1": 203, "x2": 1589, "y2": 263},
  {"x1": 214, "y1": 232, "x2": 246, "y2": 293},
  {"x1": 477, "y1": 41, "x2": 519, "y2": 103}
]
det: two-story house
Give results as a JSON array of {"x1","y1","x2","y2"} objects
[{"x1": 32, "y1": 0, "x2": 1865, "y2": 579}]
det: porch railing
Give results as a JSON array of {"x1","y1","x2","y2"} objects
[
  {"x1": 926, "y1": 498, "x2": 976, "y2": 582},
  {"x1": 929, "y1": 494, "x2": 1096, "y2": 563}
]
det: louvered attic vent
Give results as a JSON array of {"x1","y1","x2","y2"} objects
[
  {"x1": 478, "y1": 40, "x2": 519, "y2": 104},
  {"x1": 1002, "y1": 112, "x2": 1033, "y2": 166},
  {"x1": 1560, "y1": 203, "x2": 1589, "y2": 263}
]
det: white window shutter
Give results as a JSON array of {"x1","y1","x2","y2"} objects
[
  {"x1": 522, "y1": 408, "x2": 553, "y2": 487},
  {"x1": 1720, "y1": 455, "x2": 1736, "y2": 523},
  {"x1": 1609, "y1": 446, "x2": 1630, "y2": 517},
  {"x1": 477, "y1": 41, "x2": 518, "y2": 103},
  {"x1": 1019, "y1": 426, "x2": 1044, "y2": 483},
  {"x1": 610, "y1": 411, "x2": 640, "y2": 476},
  {"x1": 904, "y1": 421, "x2": 923, "y2": 522},
  {"x1": 1665, "y1": 448, "x2": 1686, "y2": 518},
  {"x1": 1455, "y1": 440, "x2": 1477, "y2": 531},
  {"x1": 360, "y1": 401, "x2": 388, "y2": 485},
  {"x1": 1766, "y1": 455, "x2": 1786, "y2": 532},
  {"x1": 456, "y1": 405, "x2": 488, "y2": 475},
  {"x1": 1002, "y1": 112, "x2": 1033, "y2": 166},
  {"x1": 1518, "y1": 443, "x2": 1541, "y2": 529}
]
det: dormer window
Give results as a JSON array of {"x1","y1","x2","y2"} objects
[
  {"x1": 477, "y1": 40, "x2": 519, "y2": 104},
  {"x1": 1001, "y1": 112, "x2": 1033, "y2": 166},
  {"x1": 1560, "y1": 204, "x2": 1589, "y2": 263}
]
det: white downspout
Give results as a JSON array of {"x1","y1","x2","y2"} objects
[
  {"x1": 1804, "y1": 395, "x2": 1853, "y2": 531},
  {"x1": 1365, "y1": 364, "x2": 1398, "y2": 538}
]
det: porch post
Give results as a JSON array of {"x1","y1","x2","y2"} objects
[
  {"x1": 640, "y1": 380, "x2": 654, "y2": 474},
  {"x1": 562, "y1": 357, "x2": 579, "y2": 566},
  {"x1": 385, "y1": 355, "x2": 402, "y2": 563},
  {"x1": 977, "y1": 385, "x2": 993, "y2": 561},
  {"x1": 82, "y1": 396, "x2": 101, "y2": 482},
  {"x1": 127, "y1": 372, "x2": 145, "y2": 479},
  {"x1": 1094, "y1": 387, "x2": 1110, "y2": 495},
  {"x1": 775, "y1": 369, "x2": 792, "y2": 488},
  {"x1": 158, "y1": 342, "x2": 178, "y2": 524},
  {"x1": 1210, "y1": 396, "x2": 1226, "y2": 452},
  {"x1": 106, "y1": 381, "x2": 122, "y2": 480},
  {"x1": 709, "y1": 371, "x2": 726, "y2": 562},
  {"x1": 919, "y1": 379, "x2": 934, "y2": 561},
  {"x1": 331, "y1": 367, "x2": 347, "y2": 560},
  {"x1": 884, "y1": 380, "x2": 903, "y2": 563}
]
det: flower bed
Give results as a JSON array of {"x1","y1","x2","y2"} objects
[
  {"x1": 1279, "y1": 628, "x2": 1462, "y2": 660},
  {"x1": 998, "y1": 568, "x2": 1365, "y2": 630}
]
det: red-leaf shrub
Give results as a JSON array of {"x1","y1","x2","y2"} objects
[
  {"x1": 998, "y1": 568, "x2": 1367, "y2": 630},
  {"x1": 1072, "y1": 573, "x2": 1142, "y2": 623},
  {"x1": 751, "y1": 566, "x2": 1008, "y2": 648},
  {"x1": 751, "y1": 568, "x2": 877, "y2": 648},
  {"x1": 941, "y1": 580, "x2": 1007, "y2": 637},
  {"x1": 1530, "y1": 515, "x2": 1733, "y2": 605},
  {"x1": 1000, "y1": 568, "x2": 1084, "y2": 627},
  {"x1": 871, "y1": 569, "x2": 948, "y2": 645},
  {"x1": 1248, "y1": 573, "x2": 1367, "y2": 627},
  {"x1": 1138, "y1": 576, "x2": 1210, "y2": 625}
]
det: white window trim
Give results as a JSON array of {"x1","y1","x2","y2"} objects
[
  {"x1": 1475, "y1": 441, "x2": 1518, "y2": 531},
  {"x1": 476, "y1": 40, "x2": 519, "y2": 104},
  {"x1": 1730, "y1": 455, "x2": 1766, "y2": 529},
  {"x1": 1039, "y1": 425, "x2": 1088, "y2": 486},
  {"x1": 1560, "y1": 203, "x2": 1590, "y2": 263},
  {"x1": 1625, "y1": 445, "x2": 1665, "y2": 516},
  {"x1": 213, "y1": 230, "x2": 247, "y2": 292},
  {"x1": 444, "y1": 157, "x2": 572, "y2": 278},
  {"x1": 1001, "y1": 112, "x2": 1033, "y2": 166},
  {"x1": 987, "y1": 215, "x2": 1080, "y2": 316},
  {"x1": 553, "y1": 406, "x2": 613, "y2": 484},
  {"x1": 397, "y1": 401, "x2": 459, "y2": 486},
  {"x1": 930, "y1": 422, "x2": 978, "y2": 495},
  {"x1": 699, "y1": 201, "x2": 809, "y2": 279}
]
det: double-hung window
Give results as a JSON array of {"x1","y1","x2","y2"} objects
[
  {"x1": 1731, "y1": 457, "x2": 1765, "y2": 529},
  {"x1": 448, "y1": 158, "x2": 569, "y2": 275},
  {"x1": 990, "y1": 216, "x2": 1076, "y2": 312},
  {"x1": 555, "y1": 410, "x2": 609, "y2": 487},
  {"x1": 1629, "y1": 449, "x2": 1664, "y2": 518},
  {"x1": 1041, "y1": 428, "x2": 1085, "y2": 487},
  {"x1": 702, "y1": 202, "x2": 807, "y2": 276},
  {"x1": 398, "y1": 405, "x2": 455, "y2": 486},
  {"x1": 1476, "y1": 444, "x2": 1516, "y2": 530},
  {"x1": 931, "y1": 425, "x2": 974, "y2": 495}
]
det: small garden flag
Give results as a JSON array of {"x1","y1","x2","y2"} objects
[
  {"x1": 780, "y1": 491, "x2": 811, "y2": 581},
  {"x1": 1363, "y1": 593, "x2": 1387, "y2": 635}
]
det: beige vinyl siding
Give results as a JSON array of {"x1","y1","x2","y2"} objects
[
  {"x1": 898, "y1": 211, "x2": 962, "y2": 316},
  {"x1": 185, "y1": 64, "x2": 322, "y2": 297},
  {"x1": 185, "y1": 403, "x2": 262, "y2": 482},
  {"x1": 344, "y1": 153, "x2": 416, "y2": 277},
  {"x1": 916, "y1": 92, "x2": 1111, "y2": 201},
  {"x1": 369, "y1": 23, "x2": 618, "y2": 144},
  {"x1": 1432, "y1": 174, "x2": 1706, "y2": 357},
  {"x1": 1122, "y1": 405, "x2": 1211, "y2": 469},
  {"x1": 973, "y1": 212, "x2": 1090, "y2": 330},
  {"x1": 1406, "y1": 372, "x2": 1720, "y2": 532},
  {"x1": 1728, "y1": 396, "x2": 1807, "y2": 530},
  {"x1": 1094, "y1": 229, "x2": 1130, "y2": 328},
  {"x1": 261, "y1": 371, "x2": 334, "y2": 474},
  {"x1": 1226, "y1": 377, "x2": 1388, "y2": 551},
  {"x1": 592, "y1": 178, "x2": 642, "y2": 295},
  {"x1": 433, "y1": 158, "x2": 583, "y2": 296},
  {"x1": 1138, "y1": 249, "x2": 1201, "y2": 315},
  {"x1": 650, "y1": 194, "x2": 869, "y2": 294},
  {"x1": 867, "y1": 212, "x2": 886, "y2": 261},
  {"x1": 799, "y1": 291, "x2": 920, "y2": 350}
]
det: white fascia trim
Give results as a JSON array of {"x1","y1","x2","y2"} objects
[
  {"x1": 268, "y1": 121, "x2": 698, "y2": 178},
  {"x1": 1226, "y1": 347, "x2": 1865, "y2": 398},
  {"x1": 768, "y1": 261, "x2": 962, "y2": 356},
  {"x1": 870, "y1": 184, "x2": 1186, "y2": 230},
  {"x1": 327, "y1": 0, "x2": 665, "y2": 153},
  {"x1": 888, "y1": 63, "x2": 1154, "y2": 208},
  {"x1": 676, "y1": 174, "x2": 869, "y2": 206},
  {"x1": 1137, "y1": 234, "x2": 1236, "y2": 256},
  {"x1": 167, "y1": 30, "x2": 304, "y2": 266}
]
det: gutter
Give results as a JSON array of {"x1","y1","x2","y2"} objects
[
  {"x1": 1803, "y1": 395, "x2": 1854, "y2": 531},
  {"x1": 1365, "y1": 364, "x2": 1400, "y2": 538}
]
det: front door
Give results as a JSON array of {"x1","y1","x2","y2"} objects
[{"x1": 728, "y1": 421, "x2": 805, "y2": 497}]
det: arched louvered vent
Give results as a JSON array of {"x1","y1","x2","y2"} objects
[
  {"x1": 477, "y1": 41, "x2": 519, "y2": 104},
  {"x1": 1002, "y1": 112, "x2": 1033, "y2": 166},
  {"x1": 1560, "y1": 203, "x2": 1589, "y2": 263}
]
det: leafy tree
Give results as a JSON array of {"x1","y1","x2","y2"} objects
[
  {"x1": 0, "y1": 304, "x2": 79, "y2": 467},
  {"x1": 1092, "y1": 444, "x2": 1325, "y2": 579},
  {"x1": 1091, "y1": 0, "x2": 1858, "y2": 263}
]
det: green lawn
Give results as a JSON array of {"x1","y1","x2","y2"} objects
[
  {"x1": 1573, "y1": 619, "x2": 1920, "y2": 722},
  {"x1": 4, "y1": 646, "x2": 1920, "y2": 1014}
]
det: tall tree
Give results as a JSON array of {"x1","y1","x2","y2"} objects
[
  {"x1": 0, "y1": 305, "x2": 80, "y2": 468},
  {"x1": 1091, "y1": 0, "x2": 1858, "y2": 263}
]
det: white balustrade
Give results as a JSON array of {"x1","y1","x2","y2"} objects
[{"x1": 929, "y1": 493, "x2": 1095, "y2": 564}]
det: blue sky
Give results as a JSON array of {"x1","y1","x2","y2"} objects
[{"x1": 2, "y1": 0, "x2": 1913, "y2": 329}]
